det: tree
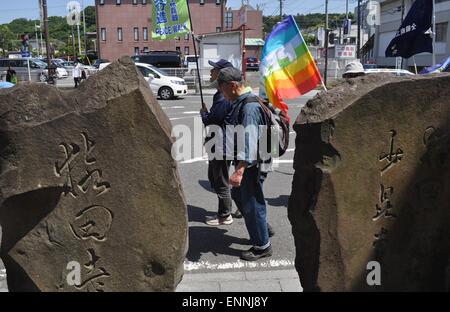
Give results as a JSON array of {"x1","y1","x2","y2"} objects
[{"x1": 0, "y1": 25, "x2": 17, "y2": 55}]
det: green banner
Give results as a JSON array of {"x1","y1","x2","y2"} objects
[{"x1": 152, "y1": 0, "x2": 191, "y2": 40}]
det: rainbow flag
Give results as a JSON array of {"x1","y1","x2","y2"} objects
[{"x1": 259, "y1": 15, "x2": 323, "y2": 114}]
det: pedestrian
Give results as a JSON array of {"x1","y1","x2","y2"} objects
[
  {"x1": 5, "y1": 66, "x2": 17, "y2": 84},
  {"x1": 201, "y1": 59, "x2": 235, "y2": 226},
  {"x1": 73, "y1": 61, "x2": 82, "y2": 88},
  {"x1": 218, "y1": 67, "x2": 273, "y2": 261},
  {"x1": 342, "y1": 61, "x2": 365, "y2": 79}
]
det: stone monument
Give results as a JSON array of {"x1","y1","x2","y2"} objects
[
  {"x1": 289, "y1": 74, "x2": 450, "y2": 291},
  {"x1": 0, "y1": 57, "x2": 188, "y2": 292}
]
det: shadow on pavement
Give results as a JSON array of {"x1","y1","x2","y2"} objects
[
  {"x1": 186, "y1": 226, "x2": 250, "y2": 262},
  {"x1": 266, "y1": 195, "x2": 290, "y2": 207},
  {"x1": 187, "y1": 204, "x2": 216, "y2": 223},
  {"x1": 197, "y1": 180, "x2": 214, "y2": 193}
]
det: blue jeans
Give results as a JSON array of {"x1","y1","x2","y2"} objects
[{"x1": 231, "y1": 165, "x2": 270, "y2": 248}]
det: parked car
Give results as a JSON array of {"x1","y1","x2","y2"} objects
[
  {"x1": 245, "y1": 57, "x2": 260, "y2": 71},
  {"x1": 365, "y1": 68, "x2": 415, "y2": 76},
  {"x1": 184, "y1": 54, "x2": 199, "y2": 75},
  {"x1": 419, "y1": 56, "x2": 450, "y2": 74},
  {"x1": 131, "y1": 51, "x2": 183, "y2": 68},
  {"x1": 38, "y1": 59, "x2": 69, "y2": 78},
  {"x1": 33, "y1": 59, "x2": 69, "y2": 82},
  {"x1": 99, "y1": 62, "x2": 187, "y2": 100},
  {"x1": 92, "y1": 58, "x2": 110, "y2": 69},
  {"x1": 363, "y1": 63, "x2": 378, "y2": 70},
  {"x1": 0, "y1": 58, "x2": 48, "y2": 82}
]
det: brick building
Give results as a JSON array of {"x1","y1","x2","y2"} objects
[{"x1": 95, "y1": 0, "x2": 263, "y2": 61}]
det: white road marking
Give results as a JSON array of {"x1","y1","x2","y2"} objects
[
  {"x1": 184, "y1": 259, "x2": 295, "y2": 271},
  {"x1": 183, "y1": 111, "x2": 200, "y2": 114},
  {"x1": 274, "y1": 160, "x2": 294, "y2": 164},
  {"x1": 162, "y1": 106, "x2": 185, "y2": 109},
  {"x1": 169, "y1": 116, "x2": 198, "y2": 121},
  {"x1": 179, "y1": 155, "x2": 208, "y2": 164}
]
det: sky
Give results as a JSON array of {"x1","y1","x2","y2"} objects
[{"x1": 0, "y1": 0, "x2": 358, "y2": 24}]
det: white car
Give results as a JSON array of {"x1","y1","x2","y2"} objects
[
  {"x1": 365, "y1": 68, "x2": 415, "y2": 76},
  {"x1": 100, "y1": 62, "x2": 188, "y2": 100}
]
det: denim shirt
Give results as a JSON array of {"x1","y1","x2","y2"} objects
[{"x1": 225, "y1": 92, "x2": 273, "y2": 172}]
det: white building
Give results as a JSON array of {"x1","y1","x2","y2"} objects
[{"x1": 374, "y1": 0, "x2": 450, "y2": 68}]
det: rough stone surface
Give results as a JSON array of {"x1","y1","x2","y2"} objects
[
  {"x1": 0, "y1": 56, "x2": 188, "y2": 292},
  {"x1": 288, "y1": 74, "x2": 450, "y2": 291}
]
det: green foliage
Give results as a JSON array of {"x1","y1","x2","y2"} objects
[
  {"x1": 263, "y1": 12, "x2": 355, "y2": 43},
  {"x1": 0, "y1": 6, "x2": 96, "y2": 54},
  {"x1": 0, "y1": 25, "x2": 18, "y2": 56}
]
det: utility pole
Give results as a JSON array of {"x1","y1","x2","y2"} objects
[
  {"x1": 42, "y1": 0, "x2": 55, "y2": 84},
  {"x1": 35, "y1": 23, "x2": 40, "y2": 57},
  {"x1": 357, "y1": 0, "x2": 361, "y2": 59},
  {"x1": 346, "y1": 0, "x2": 349, "y2": 20},
  {"x1": 71, "y1": 26, "x2": 76, "y2": 60},
  {"x1": 83, "y1": 0, "x2": 87, "y2": 61},
  {"x1": 324, "y1": 0, "x2": 329, "y2": 86},
  {"x1": 280, "y1": 0, "x2": 283, "y2": 21}
]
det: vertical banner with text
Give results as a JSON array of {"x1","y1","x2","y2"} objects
[{"x1": 152, "y1": 0, "x2": 191, "y2": 40}]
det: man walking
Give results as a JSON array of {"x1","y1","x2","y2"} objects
[
  {"x1": 218, "y1": 67, "x2": 273, "y2": 261},
  {"x1": 201, "y1": 59, "x2": 234, "y2": 226},
  {"x1": 72, "y1": 60, "x2": 81, "y2": 88}
]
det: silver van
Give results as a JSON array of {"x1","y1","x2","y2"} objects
[{"x1": 0, "y1": 58, "x2": 47, "y2": 82}]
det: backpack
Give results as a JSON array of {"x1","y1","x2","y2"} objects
[{"x1": 239, "y1": 95, "x2": 290, "y2": 158}]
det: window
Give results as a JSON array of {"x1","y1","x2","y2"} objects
[
  {"x1": 184, "y1": 33, "x2": 189, "y2": 40},
  {"x1": 134, "y1": 47, "x2": 140, "y2": 55},
  {"x1": 134, "y1": 27, "x2": 139, "y2": 41},
  {"x1": 216, "y1": 0, "x2": 221, "y2": 4},
  {"x1": 132, "y1": 0, "x2": 137, "y2": 5},
  {"x1": 143, "y1": 27, "x2": 148, "y2": 41},
  {"x1": 176, "y1": 46, "x2": 181, "y2": 53},
  {"x1": 117, "y1": 28, "x2": 123, "y2": 41},
  {"x1": 184, "y1": 46, "x2": 189, "y2": 55},
  {"x1": 225, "y1": 11, "x2": 233, "y2": 29},
  {"x1": 143, "y1": 47, "x2": 149, "y2": 53},
  {"x1": 175, "y1": 36, "x2": 180, "y2": 41},
  {"x1": 116, "y1": 0, "x2": 121, "y2": 5},
  {"x1": 99, "y1": 0, "x2": 105, "y2": 5},
  {"x1": 200, "y1": 0, "x2": 205, "y2": 5},
  {"x1": 101, "y1": 28, "x2": 106, "y2": 41},
  {"x1": 436, "y1": 22, "x2": 448, "y2": 42},
  {"x1": 142, "y1": 0, "x2": 147, "y2": 4},
  {"x1": 216, "y1": 27, "x2": 221, "y2": 32}
]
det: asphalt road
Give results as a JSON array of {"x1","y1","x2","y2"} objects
[{"x1": 163, "y1": 90, "x2": 318, "y2": 274}]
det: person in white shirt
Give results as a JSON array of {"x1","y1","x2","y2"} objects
[{"x1": 72, "y1": 61, "x2": 81, "y2": 88}]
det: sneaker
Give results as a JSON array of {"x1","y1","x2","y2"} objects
[
  {"x1": 205, "y1": 214, "x2": 233, "y2": 226},
  {"x1": 240, "y1": 246, "x2": 273, "y2": 261},
  {"x1": 268, "y1": 223, "x2": 275, "y2": 237},
  {"x1": 232, "y1": 209, "x2": 242, "y2": 219}
]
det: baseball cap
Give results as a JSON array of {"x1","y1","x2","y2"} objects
[
  {"x1": 217, "y1": 67, "x2": 243, "y2": 85},
  {"x1": 208, "y1": 59, "x2": 234, "y2": 70}
]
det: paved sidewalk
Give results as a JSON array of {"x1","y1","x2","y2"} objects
[{"x1": 176, "y1": 269, "x2": 302, "y2": 292}]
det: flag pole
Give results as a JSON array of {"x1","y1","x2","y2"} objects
[
  {"x1": 186, "y1": 0, "x2": 206, "y2": 110},
  {"x1": 413, "y1": 55, "x2": 418, "y2": 74},
  {"x1": 432, "y1": 0, "x2": 436, "y2": 66},
  {"x1": 320, "y1": 78, "x2": 328, "y2": 92}
]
